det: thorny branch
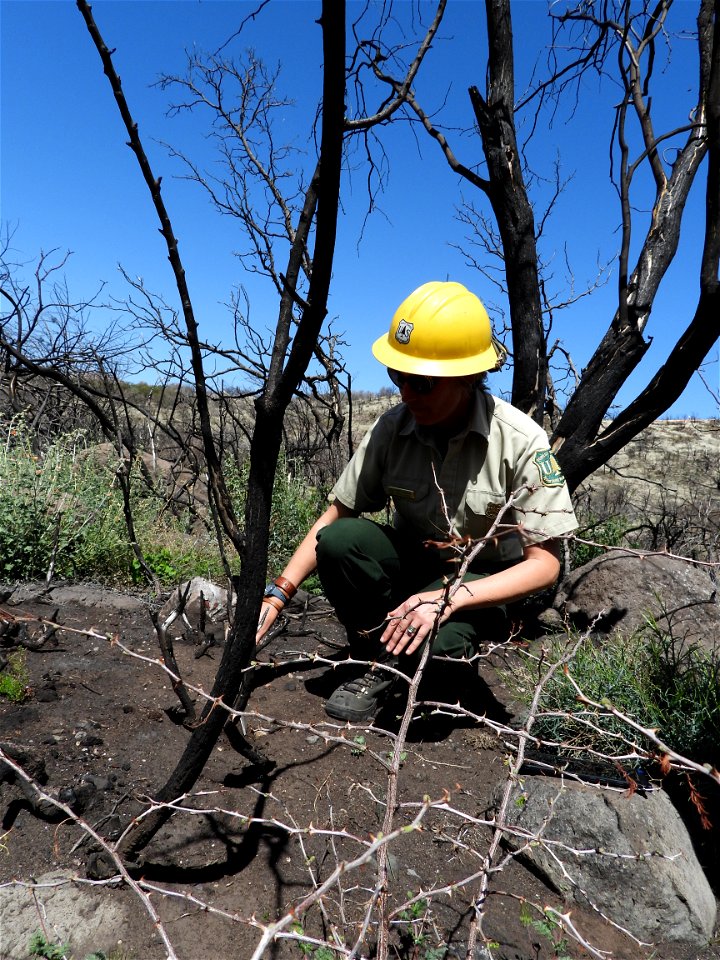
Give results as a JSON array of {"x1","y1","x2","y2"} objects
[
  {"x1": 2, "y1": 541, "x2": 717, "y2": 960},
  {"x1": 0, "y1": 751, "x2": 181, "y2": 960}
]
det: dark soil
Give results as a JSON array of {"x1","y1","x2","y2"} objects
[{"x1": 0, "y1": 583, "x2": 718, "y2": 960}]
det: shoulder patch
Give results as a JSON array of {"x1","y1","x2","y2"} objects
[{"x1": 532, "y1": 449, "x2": 566, "y2": 487}]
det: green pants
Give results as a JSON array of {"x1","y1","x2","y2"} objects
[{"x1": 315, "y1": 517, "x2": 508, "y2": 660}]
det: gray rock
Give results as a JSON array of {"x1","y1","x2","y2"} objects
[
  {"x1": 554, "y1": 550, "x2": 720, "y2": 653},
  {"x1": 500, "y1": 777, "x2": 716, "y2": 945},
  {"x1": 81, "y1": 773, "x2": 113, "y2": 792},
  {"x1": 0, "y1": 871, "x2": 131, "y2": 960},
  {"x1": 9, "y1": 582, "x2": 147, "y2": 612},
  {"x1": 159, "y1": 576, "x2": 231, "y2": 631}
]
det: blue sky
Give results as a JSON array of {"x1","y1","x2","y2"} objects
[{"x1": 1, "y1": 0, "x2": 717, "y2": 417}]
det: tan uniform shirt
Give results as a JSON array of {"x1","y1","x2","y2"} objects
[{"x1": 331, "y1": 391, "x2": 578, "y2": 565}]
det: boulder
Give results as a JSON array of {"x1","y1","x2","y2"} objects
[
  {"x1": 0, "y1": 871, "x2": 132, "y2": 960},
  {"x1": 500, "y1": 777, "x2": 717, "y2": 945},
  {"x1": 158, "y1": 576, "x2": 232, "y2": 631},
  {"x1": 554, "y1": 550, "x2": 720, "y2": 653}
]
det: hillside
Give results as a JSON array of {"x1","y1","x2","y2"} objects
[{"x1": 574, "y1": 418, "x2": 720, "y2": 559}]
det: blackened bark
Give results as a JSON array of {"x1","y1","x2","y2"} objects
[
  {"x1": 552, "y1": 0, "x2": 717, "y2": 490},
  {"x1": 550, "y1": 126, "x2": 709, "y2": 484},
  {"x1": 469, "y1": 0, "x2": 546, "y2": 423},
  {"x1": 559, "y1": 287, "x2": 720, "y2": 488},
  {"x1": 110, "y1": 0, "x2": 347, "y2": 863}
]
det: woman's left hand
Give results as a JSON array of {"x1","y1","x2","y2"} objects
[{"x1": 381, "y1": 591, "x2": 449, "y2": 656}]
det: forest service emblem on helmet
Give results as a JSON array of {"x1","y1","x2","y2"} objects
[
  {"x1": 395, "y1": 319, "x2": 414, "y2": 344},
  {"x1": 532, "y1": 449, "x2": 565, "y2": 487}
]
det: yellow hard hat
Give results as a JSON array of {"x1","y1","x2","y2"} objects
[{"x1": 371, "y1": 281, "x2": 504, "y2": 376}]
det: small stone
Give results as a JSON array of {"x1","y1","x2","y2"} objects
[
  {"x1": 72, "y1": 781, "x2": 97, "y2": 811},
  {"x1": 75, "y1": 732, "x2": 104, "y2": 747},
  {"x1": 81, "y1": 774, "x2": 112, "y2": 791},
  {"x1": 103, "y1": 814, "x2": 123, "y2": 840},
  {"x1": 58, "y1": 787, "x2": 77, "y2": 807}
]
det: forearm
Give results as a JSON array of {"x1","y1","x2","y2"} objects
[
  {"x1": 257, "y1": 500, "x2": 357, "y2": 641},
  {"x1": 383, "y1": 540, "x2": 561, "y2": 655},
  {"x1": 447, "y1": 540, "x2": 561, "y2": 612}
]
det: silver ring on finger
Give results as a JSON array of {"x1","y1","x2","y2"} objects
[{"x1": 405, "y1": 624, "x2": 418, "y2": 637}]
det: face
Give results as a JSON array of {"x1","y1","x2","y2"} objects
[{"x1": 391, "y1": 371, "x2": 474, "y2": 430}]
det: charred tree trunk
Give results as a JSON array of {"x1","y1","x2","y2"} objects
[
  {"x1": 552, "y1": 0, "x2": 718, "y2": 490},
  {"x1": 469, "y1": 0, "x2": 546, "y2": 423},
  {"x1": 550, "y1": 120, "x2": 711, "y2": 485},
  {"x1": 73, "y1": 0, "x2": 347, "y2": 865},
  {"x1": 400, "y1": 0, "x2": 716, "y2": 486}
]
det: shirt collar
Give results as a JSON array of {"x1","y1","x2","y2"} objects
[{"x1": 397, "y1": 389, "x2": 495, "y2": 442}]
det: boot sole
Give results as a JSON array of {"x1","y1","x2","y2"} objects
[{"x1": 323, "y1": 701, "x2": 377, "y2": 723}]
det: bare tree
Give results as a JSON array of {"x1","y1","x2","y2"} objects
[
  {"x1": 54, "y1": 0, "x2": 445, "y2": 864},
  {"x1": 548, "y1": 0, "x2": 719, "y2": 486},
  {"x1": 0, "y1": 234, "x2": 127, "y2": 445},
  {"x1": 62, "y1": 0, "x2": 344, "y2": 862},
  {"x1": 362, "y1": 0, "x2": 719, "y2": 490}
]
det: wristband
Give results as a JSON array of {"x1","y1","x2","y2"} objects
[
  {"x1": 261, "y1": 594, "x2": 286, "y2": 613},
  {"x1": 264, "y1": 583, "x2": 289, "y2": 604},
  {"x1": 273, "y1": 575, "x2": 297, "y2": 599}
]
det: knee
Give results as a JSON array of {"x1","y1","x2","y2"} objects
[{"x1": 315, "y1": 516, "x2": 368, "y2": 564}]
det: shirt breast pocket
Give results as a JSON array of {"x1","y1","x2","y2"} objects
[
  {"x1": 384, "y1": 475, "x2": 437, "y2": 529},
  {"x1": 464, "y1": 486, "x2": 510, "y2": 539}
]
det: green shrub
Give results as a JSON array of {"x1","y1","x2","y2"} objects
[
  {"x1": 640, "y1": 618, "x2": 720, "y2": 765},
  {"x1": 0, "y1": 650, "x2": 29, "y2": 702},
  {"x1": 28, "y1": 931, "x2": 127, "y2": 960},
  {"x1": 28, "y1": 932, "x2": 72, "y2": 960},
  {"x1": 510, "y1": 622, "x2": 720, "y2": 771},
  {"x1": 0, "y1": 421, "x2": 327, "y2": 590},
  {"x1": 267, "y1": 467, "x2": 325, "y2": 593},
  {"x1": 0, "y1": 421, "x2": 129, "y2": 582},
  {"x1": 570, "y1": 513, "x2": 634, "y2": 568},
  {"x1": 225, "y1": 453, "x2": 327, "y2": 593},
  {"x1": 0, "y1": 421, "x2": 222, "y2": 586}
]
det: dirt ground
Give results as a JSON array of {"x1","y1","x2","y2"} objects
[{"x1": 0, "y1": 582, "x2": 718, "y2": 960}]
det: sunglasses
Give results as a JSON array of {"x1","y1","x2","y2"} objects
[{"x1": 388, "y1": 368, "x2": 437, "y2": 395}]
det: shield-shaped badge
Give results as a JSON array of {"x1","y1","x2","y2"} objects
[
  {"x1": 395, "y1": 319, "x2": 414, "y2": 345},
  {"x1": 532, "y1": 449, "x2": 566, "y2": 487}
]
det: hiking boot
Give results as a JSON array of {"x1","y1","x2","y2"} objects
[{"x1": 324, "y1": 665, "x2": 397, "y2": 722}]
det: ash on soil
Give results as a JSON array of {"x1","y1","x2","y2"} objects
[{"x1": 0, "y1": 583, "x2": 717, "y2": 960}]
